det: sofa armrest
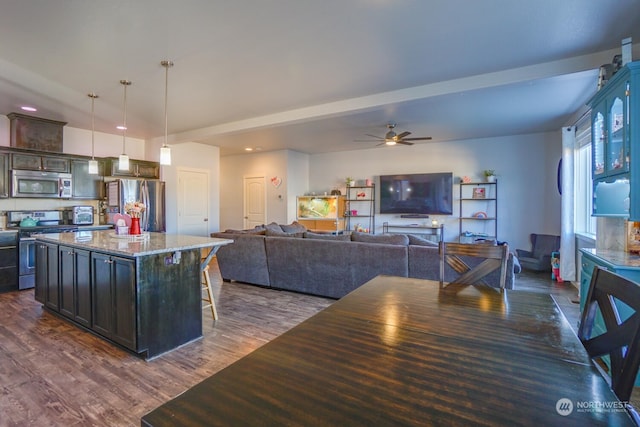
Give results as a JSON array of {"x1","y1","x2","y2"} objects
[{"x1": 516, "y1": 249, "x2": 533, "y2": 258}]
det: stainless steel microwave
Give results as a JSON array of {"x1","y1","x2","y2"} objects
[{"x1": 11, "y1": 169, "x2": 72, "y2": 198}]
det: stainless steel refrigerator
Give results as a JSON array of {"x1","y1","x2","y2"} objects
[{"x1": 106, "y1": 179, "x2": 166, "y2": 232}]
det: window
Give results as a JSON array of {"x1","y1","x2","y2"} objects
[{"x1": 574, "y1": 114, "x2": 596, "y2": 236}]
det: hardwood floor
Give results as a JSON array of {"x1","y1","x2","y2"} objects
[
  {"x1": 0, "y1": 260, "x2": 333, "y2": 426},
  {"x1": 0, "y1": 263, "x2": 580, "y2": 426}
]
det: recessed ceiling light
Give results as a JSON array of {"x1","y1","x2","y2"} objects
[
  {"x1": 245, "y1": 147, "x2": 253, "y2": 151},
  {"x1": 116, "y1": 125, "x2": 127, "y2": 130},
  {"x1": 21, "y1": 106, "x2": 37, "y2": 112}
]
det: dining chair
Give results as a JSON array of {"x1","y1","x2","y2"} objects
[
  {"x1": 578, "y1": 266, "x2": 640, "y2": 405},
  {"x1": 439, "y1": 241, "x2": 508, "y2": 289}
]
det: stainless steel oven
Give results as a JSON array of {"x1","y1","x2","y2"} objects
[{"x1": 11, "y1": 169, "x2": 72, "y2": 198}]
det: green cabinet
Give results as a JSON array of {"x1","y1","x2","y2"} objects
[
  {"x1": 59, "y1": 245, "x2": 92, "y2": 328},
  {"x1": 0, "y1": 153, "x2": 9, "y2": 198},
  {"x1": 589, "y1": 61, "x2": 640, "y2": 218},
  {"x1": 91, "y1": 252, "x2": 137, "y2": 351},
  {"x1": 71, "y1": 159, "x2": 104, "y2": 199}
]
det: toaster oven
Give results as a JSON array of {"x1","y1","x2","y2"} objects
[{"x1": 70, "y1": 206, "x2": 94, "y2": 225}]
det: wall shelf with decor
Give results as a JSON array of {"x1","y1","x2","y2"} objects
[
  {"x1": 296, "y1": 195, "x2": 346, "y2": 233},
  {"x1": 459, "y1": 181, "x2": 497, "y2": 243},
  {"x1": 345, "y1": 185, "x2": 375, "y2": 233}
]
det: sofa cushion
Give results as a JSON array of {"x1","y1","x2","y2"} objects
[
  {"x1": 223, "y1": 228, "x2": 266, "y2": 235},
  {"x1": 408, "y1": 234, "x2": 439, "y2": 247},
  {"x1": 281, "y1": 221, "x2": 307, "y2": 233},
  {"x1": 303, "y1": 231, "x2": 351, "y2": 241},
  {"x1": 351, "y1": 232, "x2": 409, "y2": 246},
  {"x1": 264, "y1": 222, "x2": 284, "y2": 233},
  {"x1": 265, "y1": 228, "x2": 304, "y2": 238}
]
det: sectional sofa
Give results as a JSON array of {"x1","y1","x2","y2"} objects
[{"x1": 212, "y1": 222, "x2": 517, "y2": 299}]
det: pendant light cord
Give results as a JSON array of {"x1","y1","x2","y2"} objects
[
  {"x1": 161, "y1": 60, "x2": 173, "y2": 148},
  {"x1": 120, "y1": 80, "x2": 131, "y2": 154},
  {"x1": 89, "y1": 93, "x2": 98, "y2": 159}
]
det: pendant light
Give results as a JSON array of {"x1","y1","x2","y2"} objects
[
  {"x1": 87, "y1": 93, "x2": 99, "y2": 174},
  {"x1": 160, "y1": 60, "x2": 174, "y2": 165},
  {"x1": 119, "y1": 79, "x2": 131, "y2": 171}
]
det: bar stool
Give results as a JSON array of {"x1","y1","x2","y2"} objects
[{"x1": 202, "y1": 264, "x2": 218, "y2": 320}]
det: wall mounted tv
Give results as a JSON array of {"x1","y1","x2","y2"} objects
[{"x1": 379, "y1": 172, "x2": 453, "y2": 215}]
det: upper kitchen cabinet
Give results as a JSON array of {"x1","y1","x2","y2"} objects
[
  {"x1": 589, "y1": 61, "x2": 639, "y2": 218},
  {"x1": 11, "y1": 153, "x2": 70, "y2": 173},
  {"x1": 7, "y1": 113, "x2": 66, "y2": 153},
  {"x1": 71, "y1": 159, "x2": 104, "y2": 199},
  {"x1": 105, "y1": 158, "x2": 160, "y2": 179},
  {"x1": 0, "y1": 153, "x2": 9, "y2": 198}
]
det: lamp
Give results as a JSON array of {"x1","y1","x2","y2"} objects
[
  {"x1": 87, "y1": 93, "x2": 99, "y2": 174},
  {"x1": 160, "y1": 60, "x2": 174, "y2": 165},
  {"x1": 119, "y1": 79, "x2": 132, "y2": 171}
]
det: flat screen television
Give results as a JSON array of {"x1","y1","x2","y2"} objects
[{"x1": 379, "y1": 172, "x2": 453, "y2": 215}]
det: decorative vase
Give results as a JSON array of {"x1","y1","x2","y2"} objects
[
  {"x1": 486, "y1": 175, "x2": 496, "y2": 183},
  {"x1": 130, "y1": 217, "x2": 141, "y2": 235}
]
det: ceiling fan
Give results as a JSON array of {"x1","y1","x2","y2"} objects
[{"x1": 355, "y1": 123, "x2": 432, "y2": 146}]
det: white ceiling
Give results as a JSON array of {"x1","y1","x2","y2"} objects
[{"x1": 0, "y1": 0, "x2": 639, "y2": 156}]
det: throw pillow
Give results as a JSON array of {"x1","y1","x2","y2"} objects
[
  {"x1": 303, "y1": 231, "x2": 351, "y2": 241},
  {"x1": 223, "y1": 228, "x2": 266, "y2": 235},
  {"x1": 351, "y1": 232, "x2": 409, "y2": 246},
  {"x1": 408, "y1": 234, "x2": 439, "y2": 247},
  {"x1": 281, "y1": 221, "x2": 307, "y2": 233}
]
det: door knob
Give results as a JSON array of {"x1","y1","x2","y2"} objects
[{"x1": 204, "y1": 218, "x2": 208, "y2": 222}]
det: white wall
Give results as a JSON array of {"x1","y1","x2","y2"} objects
[
  {"x1": 307, "y1": 132, "x2": 561, "y2": 251},
  {"x1": 220, "y1": 150, "x2": 303, "y2": 231},
  {"x1": 286, "y1": 150, "x2": 310, "y2": 223},
  {"x1": 161, "y1": 142, "x2": 220, "y2": 235}
]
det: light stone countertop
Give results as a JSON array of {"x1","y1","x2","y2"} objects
[
  {"x1": 35, "y1": 230, "x2": 233, "y2": 258},
  {"x1": 580, "y1": 248, "x2": 640, "y2": 269}
]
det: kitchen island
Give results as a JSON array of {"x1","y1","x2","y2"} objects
[{"x1": 34, "y1": 230, "x2": 232, "y2": 359}]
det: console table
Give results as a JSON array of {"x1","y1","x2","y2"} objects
[{"x1": 382, "y1": 222, "x2": 443, "y2": 242}]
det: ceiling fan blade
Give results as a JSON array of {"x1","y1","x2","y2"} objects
[
  {"x1": 395, "y1": 131, "x2": 411, "y2": 139},
  {"x1": 401, "y1": 136, "x2": 433, "y2": 141},
  {"x1": 397, "y1": 141, "x2": 414, "y2": 146},
  {"x1": 365, "y1": 134, "x2": 384, "y2": 139},
  {"x1": 354, "y1": 139, "x2": 383, "y2": 142}
]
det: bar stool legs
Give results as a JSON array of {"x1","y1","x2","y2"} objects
[{"x1": 202, "y1": 265, "x2": 218, "y2": 320}]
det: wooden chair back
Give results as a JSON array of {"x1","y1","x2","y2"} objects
[
  {"x1": 439, "y1": 242, "x2": 508, "y2": 289},
  {"x1": 578, "y1": 266, "x2": 640, "y2": 404}
]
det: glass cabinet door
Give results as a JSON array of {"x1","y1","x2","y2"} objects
[
  {"x1": 607, "y1": 91, "x2": 628, "y2": 175},
  {"x1": 593, "y1": 110, "x2": 605, "y2": 177}
]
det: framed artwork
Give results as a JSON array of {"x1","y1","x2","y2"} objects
[{"x1": 472, "y1": 187, "x2": 486, "y2": 199}]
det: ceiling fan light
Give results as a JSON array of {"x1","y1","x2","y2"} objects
[
  {"x1": 160, "y1": 145, "x2": 171, "y2": 165},
  {"x1": 88, "y1": 159, "x2": 99, "y2": 174},
  {"x1": 385, "y1": 140, "x2": 397, "y2": 146}
]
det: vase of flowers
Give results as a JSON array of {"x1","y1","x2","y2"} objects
[{"x1": 124, "y1": 201, "x2": 146, "y2": 235}]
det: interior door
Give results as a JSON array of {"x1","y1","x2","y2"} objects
[
  {"x1": 177, "y1": 168, "x2": 210, "y2": 236},
  {"x1": 244, "y1": 176, "x2": 266, "y2": 229}
]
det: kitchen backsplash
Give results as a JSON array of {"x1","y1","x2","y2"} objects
[
  {"x1": 0, "y1": 198, "x2": 100, "y2": 224},
  {"x1": 596, "y1": 216, "x2": 627, "y2": 251}
]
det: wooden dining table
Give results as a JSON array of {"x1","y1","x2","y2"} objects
[{"x1": 142, "y1": 276, "x2": 636, "y2": 426}]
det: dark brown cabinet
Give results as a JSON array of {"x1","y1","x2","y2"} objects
[
  {"x1": 12, "y1": 153, "x2": 70, "y2": 172},
  {"x1": 91, "y1": 252, "x2": 136, "y2": 350},
  {"x1": 71, "y1": 159, "x2": 104, "y2": 199},
  {"x1": 59, "y1": 246, "x2": 92, "y2": 327},
  {"x1": 0, "y1": 232, "x2": 18, "y2": 293},
  {"x1": 0, "y1": 153, "x2": 9, "y2": 198},
  {"x1": 35, "y1": 241, "x2": 59, "y2": 309},
  {"x1": 106, "y1": 158, "x2": 160, "y2": 179}
]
